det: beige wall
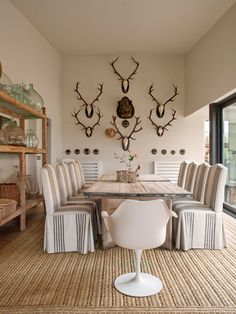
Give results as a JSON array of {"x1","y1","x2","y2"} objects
[
  {"x1": 186, "y1": 3, "x2": 236, "y2": 116},
  {"x1": 62, "y1": 55, "x2": 206, "y2": 174},
  {"x1": 0, "y1": 0, "x2": 62, "y2": 181}
]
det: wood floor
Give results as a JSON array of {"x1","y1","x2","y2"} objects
[{"x1": 0, "y1": 204, "x2": 45, "y2": 250}]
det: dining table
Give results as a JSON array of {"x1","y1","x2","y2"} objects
[{"x1": 84, "y1": 175, "x2": 192, "y2": 250}]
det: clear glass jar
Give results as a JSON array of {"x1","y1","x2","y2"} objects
[
  {"x1": 25, "y1": 175, "x2": 39, "y2": 197},
  {"x1": 27, "y1": 83, "x2": 44, "y2": 112},
  {"x1": 25, "y1": 129, "x2": 39, "y2": 148}
]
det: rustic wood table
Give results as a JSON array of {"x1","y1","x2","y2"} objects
[
  {"x1": 84, "y1": 179, "x2": 191, "y2": 249},
  {"x1": 98, "y1": 174, "x2": 170, "y2": 182}
]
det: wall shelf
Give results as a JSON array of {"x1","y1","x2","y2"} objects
[{"x1": 0, "y1": 90, "x2": 47, "y2": 230}]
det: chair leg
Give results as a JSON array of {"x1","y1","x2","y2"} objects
[{"x1": 114, "y1": 249, "x2": 163, "y2": 297}]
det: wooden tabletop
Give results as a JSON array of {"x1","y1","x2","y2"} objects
[
  {"x1": 98, "y1": 174, "x2": 170, "y2": 182},
  {"x1": 84, "y1": 180, "x2": 191, "y2": 199}
]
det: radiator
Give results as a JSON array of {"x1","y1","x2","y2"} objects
[
  {"x1": 81, "y1": 161, "x2": 101, "y2": 185},
  {"x1": 154, "y1": 161, "x2": 180, "y2": 183}
]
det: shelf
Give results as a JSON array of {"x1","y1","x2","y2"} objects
[
  {"x1": 0, "y1": 87, "x2": 47, "y2": 230},
  {"x1": 25, "y1": 196, "x2": 43, "y2": 210},
  {"x1": 0, "y1": 145, "x2": 46, "y2": 154},
  {"x1": 0, "y1": 90, "x2": 46, "y2": 119},
  {"x1": 0, "y1": 197, "x2": 43, "y2": 227}
]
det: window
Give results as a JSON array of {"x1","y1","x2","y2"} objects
[{"x1": 210, "y1": 94, "x2": 236, "y2": 214}]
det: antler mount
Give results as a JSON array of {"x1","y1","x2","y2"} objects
[
  {"x1": 74, "y1": 82, "x2": 103, "y2": 118},
  {"x1": 110, "y1": 57, "x2": 139, "y2": 94},
  {"x1": 111, "y1": 115, "x2": 143, "y2": 151},
  {"x1": 148, "y1": 84, "x2": 178, "y2": 118}
]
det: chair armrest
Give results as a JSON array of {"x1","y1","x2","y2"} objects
[{"x1": 170, "y1": 211, "x2": 178, "y2": 218}]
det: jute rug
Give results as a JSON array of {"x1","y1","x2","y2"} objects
[{"x1": 0, "y1": 210, "x2": 235, "y2": 314}]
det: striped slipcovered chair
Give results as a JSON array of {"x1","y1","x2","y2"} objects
[
  {"x1": 75, "y1": 160, "x2": 87, "y2": 188},
  {"x1": 184, "y1": 162, "x2": 198, "y2": 192},
  {"x1": 177, "y1": 161, "x2": 189, "y2": 188},
  {"x1": 42, "y1": 164, "x2": 95, "y2": 254},
  {"x1": 56, "y1": 163, "x2": 101, "y2": 236},
  {"x1": 68, "y1": 161, "x2": 85, "y2": 196},
  {"x1": 173, "y1": 162, "x2": 211, "y2": 206},
  {"x1": 174, "y1": 164, "x2": 228, "y2": 251}
]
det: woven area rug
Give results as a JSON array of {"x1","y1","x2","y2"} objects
[{"x1": 0, "y1": 210, "x2": 235, "y2": 314}]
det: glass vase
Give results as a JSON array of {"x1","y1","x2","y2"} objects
[
  {"x1": 27, "y1": 83, "x2": 44, "y2": 112},
  {"x1": 25, "y1": 129, "x2": 39, "y2": 148}
]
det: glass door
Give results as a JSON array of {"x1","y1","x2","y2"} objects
[{"x1": 223, "y1": 103, "x2": 236, "y2": 213}]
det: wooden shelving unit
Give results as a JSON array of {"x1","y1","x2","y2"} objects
[{"x1": 0, "y1": 90, "x2": 47, "y2": 230}]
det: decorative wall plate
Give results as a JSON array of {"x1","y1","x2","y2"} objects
[
  {"x1": 122, "y1": 119, "x2": 129, "y2": 128},
  {"x1": 151, "y1": 149, "x2": 157, "y2": 155},
  {"x1": 74, "y1": 149, "x2": 80, "y2": 155},
  {"x1": 84, "y1": 148, "x2": 90, "y2": 155},
  {"x1": 180, "y1": 149, "x2": 186, "y2": 155},
  {"x1": 161, "y1": 149, "x2": 167, "y2": 155},
  {"x1": 93, "y1": 148, "x2": 99, "y2": 155},
  {"x1": 65, "y1": 149, "x2": 71, "y2": 155},
  {"x1": 171, "y1": 150, "x2": 176, "y2": 155}
]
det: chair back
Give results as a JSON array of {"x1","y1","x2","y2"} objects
[
  {"x1": 107, "y1": 199, "x2": 171, "y2": 250},
  {"x1": 56, "y1": 163, "x2": 73, "y2": 205},
  {"x1": 68, "y1": 161, "x2": 83, "y2": 195},
  {"x1": 192, "y1": 162, "x2": 211, "y2": 202},
  {"x1": 177, "y1": 161, "x2": 189, "y2": 188},
  {"x1": 75, "y1": 160, "x2": 86, "y2": 187},
  {"x1": 184, "y1": 162, "x2": 198, "y2": 192},
  {"x1": 41, "y1": 164, "x2": 62, "y2": 214},
  {"x1": 204, "y1": 163, "x2": 227, "y2": 212}
]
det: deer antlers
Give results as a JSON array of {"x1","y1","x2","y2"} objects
[
  {"x1": 148, "y1": 84, "x2": 178, "y2": 118},
  {"x1": 111, "y1": 115, "x2": 143, "y2": 151},
  {"x1": 74, "y1": 82, "x2": 103, "y2": 118},
  {"x1": 148, "y1": 108, "x2": 176, "y2": 137},
  {"x1": 72, "y1": 108, "x2": 103, "y2": 137},
  {"x1": 110, "y1": 57, "x2": 139, "y2": 93}
]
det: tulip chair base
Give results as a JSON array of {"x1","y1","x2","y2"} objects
[{"x1": 114, "y1": 272, "x2": 163, "y2": 297}]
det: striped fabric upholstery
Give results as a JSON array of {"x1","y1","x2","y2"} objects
[
  {"x1": 57, "y1": 164, "x2": 101, "y2": 237},
  {"x1": 192, "y1": 162, "x2": 210, "y2": 202},
  {"x1": 173, "y1": 162, "x2": 211, "y2": 206},
  {"x1": 184, "y1": 162, "x2": 198, "y2": 192},
  {"x1": 204, "y1": 163, "x2": 227, "y2": 212},
  {"x1": 75, "y1": 160, "x2": 86, "y2": 187},
  {"x1": 173, "y1": 164, "x2": 228, "y2": 251},
  {"x1": 177, "y1": 161, "x2": 189, "y2": 188},
  {"x1": 68, "y1": 161, "x2": 84, "y2": 195},
  {"x1": 41, "y1": 164, "x2": 95, "y2": 254}
]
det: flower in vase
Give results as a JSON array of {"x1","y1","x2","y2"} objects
[{"x1": 114, "y1": 150, "x2": 138, "y2": 170}]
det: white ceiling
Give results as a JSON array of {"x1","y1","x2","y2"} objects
[{"x1": 10, "y1": 0, "x2": 236, "y2": 55}]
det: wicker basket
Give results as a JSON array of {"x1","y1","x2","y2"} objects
[
  {"x1": 116, "y1": 170, "x2": 128, "y2": 182},
  {"x1": 128, "y1": 171, "x2": 137, "y2": 183},
  {"x1": 0, "y1": 183, "x2": 20, "y2": 204},
  {"x1": 0, "y1": 198, "x2": 17, "y2": 219}
]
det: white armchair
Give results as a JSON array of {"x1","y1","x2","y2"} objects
[{"x1": 102, "y1": 199, "x2": 177, "y2": 297}]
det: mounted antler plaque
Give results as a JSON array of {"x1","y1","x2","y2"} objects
[
  {"x1": 110, "y1": 57, "x2": 139, "y2": 93},
  {"x1": 74, "y1": 82, "x2": 103, "y2": 118},
  {"x1": 117, "y1": 96, "x2": 135, "y2": 119},
  {"x1": 148, "y1": 108, "x2": 177, "y2": 137},
  {"x1": 148, "y1": 84, "x2": 178, "y2": 118},
  {"x1": 72, "y1": 107, "x2": 103, "y2": 137},
  {"x1": 111, "y1": 115, "x2": 143, "y2": 151}
]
